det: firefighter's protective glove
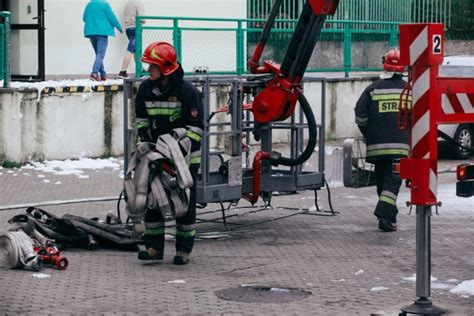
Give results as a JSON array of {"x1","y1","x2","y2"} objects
[{"x1": 138, "y1": 128, "x2": 152, "y2": 143}]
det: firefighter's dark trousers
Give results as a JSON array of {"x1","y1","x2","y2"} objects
[
  {"x1": 373, "y1": 159, "x2": 402, "y2": 223},
  {"x1": 143, "y1": 168, "x2": 197, "y2": 254}
]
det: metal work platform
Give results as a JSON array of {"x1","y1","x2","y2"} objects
[{"x1": 123, "y1": 75, "x2": 327, "y2": 205}]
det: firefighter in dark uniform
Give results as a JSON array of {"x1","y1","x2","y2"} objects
[
  {"x1": 354, "y1": 48, "x2": 411, "y2": 232},
  {"x1": 135, "y1": 42, "x2": 203, "y2": 264}
]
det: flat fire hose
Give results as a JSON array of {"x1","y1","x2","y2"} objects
[
  {"x1": 124, "y1": 128, "x2": 194, "y2": 229},
  {"x1": 0, "y1": 231, "x2": 42, "y2": 271}
]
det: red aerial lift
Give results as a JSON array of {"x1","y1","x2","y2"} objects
[
  {"x1": 245, "y1": 0, "x2": 339, "y2": 203},
  {"x1": 398, "y1": 23, "x2": 474, "y2": 315}
]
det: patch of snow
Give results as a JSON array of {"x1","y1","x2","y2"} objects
[
  {"x1": 27, "y1": 157, "x2": 120, "y2": 177},
  {"x1": 37, "y1": 174, "x2": 46, "y2": 178},
  {"x1": 270, "y1": 288, "x2": 290, "y2": 293},
  {"x1": 10, "y1": 79, "x2": 124, "y2": 102},
  {"x1": 32, "y1": 273, "x2": 50, "y2": 279},
  {"x1": 55, "y1": 181, "x2": 62, "y2": 185},
  {"x1": 355, "y1": 269, "x2": 364, "y2": 276},
  {"x1": 403, "y1": 274, "x2": 438, "y2": 282},
  {"x1": 168, "y1": 280, "x2": 185, "y2": 284},
  {"x1": 370, "y1": 286, "x2": 389, "y2": 292},
  {"x1": 447, "y1": 279, "x2": 459, "y2": 283},
  {"x1": 43, "y1": 179, "x2": 50, "y2": 183},
  {"x1": 449, "y1": 280, "x2": 474, "y2": 296},
  {"x1": 431, "y1": 282, "x2": 454, "y2": 290}
]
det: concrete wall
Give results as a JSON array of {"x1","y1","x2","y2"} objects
[
  {"x1": 0, "y1": 77, "x2": 373, "y2": 163},
  {"x1": 0, "y1": 88, "x2": 124, "y2": 162}
]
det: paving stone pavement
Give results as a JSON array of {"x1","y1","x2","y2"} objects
[{"x1": 0, "y1": 159, "x2": 473, "y2": 315}]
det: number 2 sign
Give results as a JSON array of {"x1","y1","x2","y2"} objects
[{"x1": 432, "y1": 34, "x2": 442, "y2": 54}]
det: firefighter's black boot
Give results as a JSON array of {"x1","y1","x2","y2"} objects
[
  {"x1": 138, "y1": 225, "x2": 165, "y2": 261},
  {"x1": 378, "y1": 217, "x2": 397, "y2": 232},
  {"x1": 173, "y1": 251, "x2": 190, "y2": 265},
  {"x1": 174, "y1": 226, "x2": 195, "y2": 265},
  {"x1": 138, "y1": 248, "x2": 164, "y2": 261}
]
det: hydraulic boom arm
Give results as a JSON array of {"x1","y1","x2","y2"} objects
[{"x1": 248, "y1": 0, "x2": 339, "y2": 123}]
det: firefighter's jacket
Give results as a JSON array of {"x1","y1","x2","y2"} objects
[
  {"x1": 354, "y1": 74, "x2": 411, "y2": 163},
  {"x1": 135, "y1": 67, "x2": 204, "y2": 168}
]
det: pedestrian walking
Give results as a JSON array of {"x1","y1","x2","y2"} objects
[
  {"x1": 118, "y1": 0, "x2": 145, "y2": 79},
  {"x1": 354, "y1": 48, "x2": 411, "y2": 232},
  {"x1": 135, "y1": 42, "x2": 204, "y2": 265},
  {"x1": 83, "y1": 0, "x2": 123, "y2": 81}
]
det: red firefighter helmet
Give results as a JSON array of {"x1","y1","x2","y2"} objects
[
  {"x1": 383, "y1": 48, "x2": 405, "y2": 73},
  {"x1": 141, "y1": 42, "x2": 179, "y2": 76}
]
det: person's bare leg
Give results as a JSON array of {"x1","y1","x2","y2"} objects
[{"x1": 121, "y1": 52, "x2": 133, "y2": 72}]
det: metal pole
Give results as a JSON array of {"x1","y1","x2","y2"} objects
[
  {"x1": 416, "y1": 205, "x2": 431, "y2": 299},
  {"x1": 401, "y1": 205, "x2": 445, "y2": 315},
  {"x1": 123, "y1": 80, "x2": 131, "y2": 175},
  {"x1": 38, "y1": 0, "x2": 45, "y2": 81}
]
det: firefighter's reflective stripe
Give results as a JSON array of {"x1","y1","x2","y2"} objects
[
  {"x1": 145, "y1": 222, "x2": 164, "y2": 229},
  {"x1": 145, "y1": 101, "x2": 181, "y2": 109},
  {"x1": 186, "y1": 126, "x2": 203, "y2": 135},
  {"x1": 177, "y1": 223, "x2": 196, "y2": 238},
  {"x1": 381, "y1": 190, "x2": 398, "y2": 200},
  {"x1": 144, "y1": 227, "x2": 165, "y2": 235},
  {"x1": 371, "y1": 94, "x2": 411, "y2": 101},
  {"x1": 355, "y1": 116, "x2": 368, "y2": 126},
  {"x1": 136, "y1": 118, "x2": 149, "y2": 129},
  {"x1": 177, "y1": 223, "x2": 195, "y2": 231},
  {"x1": 367, "y1": 143, "x2": 410, "y2": 150},
  {"x1": 186, "y1": 130, "x2": 201, "y2": 142},
  {"x1": 186, "y1": 126, "x2": 202, "y2": 166},
  {"x1": 367, "y1": 148, "x2": 409, "y2": 158},
  {"x1": 379, "y1": 194, "x2": 396, "y2": 206},
  {"x1": 147, "y1": 108, "x2": 179, "y2": 116},
  {"x1": 367, "y1": 143, "x2": 410, "y2": 158},
  {"x1": 190, "y1": 157, "x2": 201, "y2": 165},
  {"x1": 370, "y1": 88, "x2": 404, "y2": 96},
  {"x1": 176, "y1": 229, "x2": 196, "y2": 238}
]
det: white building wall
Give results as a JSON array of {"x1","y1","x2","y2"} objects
[{"x1": 42, "y1": 0, "x2": 247, "y2": 77}]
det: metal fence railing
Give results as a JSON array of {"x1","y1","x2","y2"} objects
[
  {"x1": 248, "y1": 0, "x2": 452, "y2": 28},
  {"x1": 0, "y1": 11, "x2": 10, "y2": 87},
  {"x1": 135, "y1": 16, "x2": 401, "y2": 78}
]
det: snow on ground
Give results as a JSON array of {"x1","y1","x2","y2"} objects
[
  {"x1": 10, "y1": 78, "x2": 125, "y2": 102},
  {"x1": 402, "y1": 274, "x2": 474, "y2": 294},
  {"x1": 22, "y1": 157, "x2": 122, "y2": 176},
  {"x1": 449, "y1": 280, "x2": 474, "y2": 297}
]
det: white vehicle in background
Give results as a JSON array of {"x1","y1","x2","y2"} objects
[{"x1": 438, "y1": 55, "x2": 474, "y2": 159}]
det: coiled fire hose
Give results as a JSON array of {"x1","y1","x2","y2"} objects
[{"x1": 0, "y1": 231, "x2": 43, "y2": 271}]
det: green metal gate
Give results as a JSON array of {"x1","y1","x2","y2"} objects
[{"x1": 0, "y1": 11, "x2": 10, "y2": 87}]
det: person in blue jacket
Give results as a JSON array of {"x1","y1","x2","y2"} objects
[{"x1": 83, "y1": 0, "x2": 123, "y2": 81}]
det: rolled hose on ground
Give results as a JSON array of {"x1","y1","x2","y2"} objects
[
  {"x1": 0, "y1": 231, "x2": 42, "y2": 271},
  {"x1": 270, "y1": 93, "x2": 317, "y2": 166}
]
